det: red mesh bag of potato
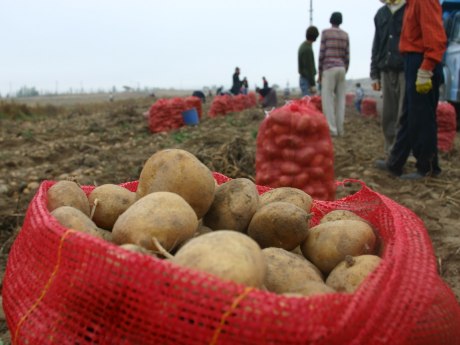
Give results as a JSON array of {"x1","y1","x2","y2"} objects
[
  {"x1": 309, "y1": 95, "x2": 322, "y2": 112},
  {"x1": 247, "y1": 92, "x2": 257, "y2": 107},
  {"x1": 256, "y1": 99, "x2": 336, "y2": 200},
  {"x1": 208, "y1": 95, "x2": 234, "y2": 117},
  {"x1": 346, "y1": 92, "x2": 355, "y2": 106},
  {"x1": 436, "y1": 101, "x2": 457, "y2": 152},
  {"x1": 185, "y1": 96, "x2": 203, "y2": 119},
  {"x1": 3, "y1": 175, "x2": 460, "y2": 344},
  {"x1": 361, "y1": 97, "x2": 378, "y2": 117},
  {"x1": 148, "y1": 97, "x2": 186, "y2": 133},
  {"x1": 209, "y1": 94, "x2": 257, "y2": 117}
]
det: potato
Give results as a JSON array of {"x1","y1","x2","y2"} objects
[
  {"x1": 283, "y1": 281, "x2": 336, "y2": 297},
  {"x1": 262, "y1": 247, "x2": 323, "y2": 294},
  {"x1": 247, "y1": 202, "x2": 311, "y2": 250},
  {"x1": 300, "y1": 219, "x2": 377, "y2": 275},
  {"x1": 119, "y1": 243, "x2": 155, "y2": 255},
  {"x1": 47, "y1": 180, "x2": 90, "y2": 216},
  {"x1": 88, "y1": 184, "x2": 136, "y2": 230},
  {"x1": 171, "y1": 230, "x2": 266, "y2": 287},
  {"x1": 195, "y1": 222, "x2": 213, "y2": 237},
  {"x1": 259, "y1": 187, "x2": 313, "y2": 212},
  {"x1": 51, "y1": 206, "x2": 104, "y2": 239},
  {"x1": 95, "y1": 228, "x2": 113, "y2": 242},
  {"x1": 319, "y1": 210, "x2": 365, "y2": 224},
  {"x1": 136, "y1": 149, "x2": 215, "y2": 219},
  {"x1": 203, "y1": 178, "x2": 259, "y2": 232},
  {"x1": 112, "y1": 192, "x2": 198, "y2": 252},
  {"x1": 326, "y1": 255, "x2": 382, "y2": 293}
]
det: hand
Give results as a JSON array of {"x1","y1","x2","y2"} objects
[
  {"x1": 309, "y1": 86, "x2": 317, "y2": 94},
  {"x1": 372, "y1": 81, "x2": 381, "y2": 91},
  {"x1": 416, "y1": 69, "x2": 433, "y2": 94}
]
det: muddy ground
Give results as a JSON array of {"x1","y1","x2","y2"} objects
[{"x1": 0, "y1": 93, "x2": 459, "y2": 343}]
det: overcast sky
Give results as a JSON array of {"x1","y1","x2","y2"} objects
[{"x1": 1, "y1": 1, "x2": 383, "y2": 95}]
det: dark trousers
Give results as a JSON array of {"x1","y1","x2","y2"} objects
[{"x1": 387, "y1": 53, "x2": 442, "y2": 176}]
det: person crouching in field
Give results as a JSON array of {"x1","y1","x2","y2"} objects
[{"x1": 256, "y1": 87, "x2": 278, "y2": 108}]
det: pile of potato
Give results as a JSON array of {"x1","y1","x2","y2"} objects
[{"x1": 47, "y1": 148, "x2": 382, "y2": 296}]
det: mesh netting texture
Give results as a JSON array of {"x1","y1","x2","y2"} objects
[
  {"x1": 2, "y1": 173, "x2": 460, "y2": 345},
  {"x1": 436, "y1": 102, "x2": 457, "y2": 153}
]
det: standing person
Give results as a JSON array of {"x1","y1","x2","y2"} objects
[
  {"x1": 318, "y1": 12, "x2": 350, "y2": 137},
  {"x1": 230, "y1": 67, "x2": 242, "y2": 95},
  {"x1": 241, "y1": 77, "x2": 249, "y2": 94},
  {"x1": 354, "y1": 83, "x2": 364, "y2": 113},
  {"x1": 375, "y1": 0, "x2": 447, "y2": 180},
  {"x1": 371, "y1": 0, "x2": 406, "y2": 156},
  {"x1": 298, "y1": 26, "x2": 320, "y2": 96},
  {"x1": 262, "y1": 77, "x2": 269, "y2": 89}
]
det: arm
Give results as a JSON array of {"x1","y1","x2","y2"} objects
[
  {"x1": 370, "y1": 14, "x2": 381, "y2": 81},
  {"x1": 318, "y1": 31, "x2": 326, "y2": 76},
  {"x1": 344, "y1": 33, "x2": 350, "y2": 72},
  {"x1": 305, "y1": 48, "x2": 316, "y2": 87},
  {"x1": 419, "y1": 0, "x2": 447, "y2": 70}
]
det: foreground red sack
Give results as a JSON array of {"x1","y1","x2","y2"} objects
[
  {"x1": 4, "y1": 175, "x2": 460, "y2": 344},
  {"x1": 436, "y1": 102, "x2": 457, "y2": 152},
  {"x1": 310, "y1": 95, "x2": 322, "y2": 112},
  {"x1": 256, "y1": 98, "x2": 335, "y2": 200}
]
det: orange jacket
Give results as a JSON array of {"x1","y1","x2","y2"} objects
[{"x1": 399, "y1": 0, "x2": 447, "y2": 71}]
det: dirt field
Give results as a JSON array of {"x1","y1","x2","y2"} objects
[{"x1": 0, "y1": 92, "x2": 459, "y2": 343}]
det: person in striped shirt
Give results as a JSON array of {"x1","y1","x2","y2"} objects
[
  {"x1": 318, "y1": 12, "x2": 350, "y2": 137},
  {"x1": 375, "y1": 0, "x2": 446, "y2": 180}
]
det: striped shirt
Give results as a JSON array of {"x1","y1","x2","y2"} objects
[
  {"x1": 399, "y1": 0, "x2": 446, "y2": 71},
  {"x1": 318, "y1": 27, "x2": 350, "y2": 74}
]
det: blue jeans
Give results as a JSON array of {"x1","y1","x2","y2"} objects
[
  {"x1": 354, "y1": 99, "x2": 362, "y2": 113},
  {"x1": 387, "y1": 53, "x2": 442, "y2": 176},
  {"x1": 299, "y1": 76, "x2": 310, "y2": 96}
]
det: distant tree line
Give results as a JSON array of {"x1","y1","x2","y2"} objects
[{"x1": 16, "y1": 86, "x2": 39, "y2": 97}]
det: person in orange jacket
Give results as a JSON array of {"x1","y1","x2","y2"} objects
[{"x1": 375, "y1": 0, "x2": 447, "y2": 180}]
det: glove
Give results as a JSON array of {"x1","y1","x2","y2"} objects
[
  {"x1": 372, "y1": 80, "x2": 381, "y2": 91},
  {"x1": 309, "y1": 86, "x2": 317, "y2": 94},
  {"x1": 416, "y1": 69, "x2": 433, "y2": 94}
]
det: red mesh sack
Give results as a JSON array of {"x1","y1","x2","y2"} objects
[
  {"x1": 309, "y1": 95, "x2": 322, "y2": 112},
  {"x1": 346, "y1": 92, "x2": 355, "y2": 106},
  {"x1": 208, "y1": 95, "x2": 233, "y2": 117},
  {"x1": 361, "y1": 98, "x2": 378, "y2": 117},
  {"x1": 436, "y1": 102, "x2": 457, "y2": 152},
  {"x1": 233, "y1": 94, "x2": 247, "y2": 112},
  {"x1": 148, "y1": 97, "x2": 186, "y2": 133},
  {"x1": 3, "y1": 175, "x2": 460, "y2": 344},
  {"x1": 247, "y1": 92, "x2": 257, "y2": 107},
  {"x1": 256, "y1": 99, "x2": 336, "y2": 200},
  {"x1": 185, "y1": 96, "x2": 203, "y2": 119}
]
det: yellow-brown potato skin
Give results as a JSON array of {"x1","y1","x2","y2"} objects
[
  {"x1": 247, "y1": 202, "x2": 310, "y2": 250},
  {"x1": 326, "y1": 255, "x2": 382, "y2": 293},
  {"x1": 88, "y1": 184, "x2": 136, "y2": 230},
  {"x1": 300, "y1": 219, "x2": 377, "y2": 275},
  {"x1": 259, "y1": 187, "x2": 313, "y2": 212},
  {"x1": 136, "y1": 149, "x2": 215, "y2": 219},
  {"x1": 262, "y1": 247, "x2": 323, "y2": 294},
  {"x1": 172, "y1": 230, "x2": 266, "y2": 288},
  {"x1": 283, "y1": 281, "x2": 336, "y2": 297},
  {"x1": 51, "y1": 206, "x2": 103, "y2": 239},
  {"x1": 319, "y1": 210, "x2": 366, "y2": 224},
  {"x1": 203, "y1": 178, "x2": 259, "y2": 232},
  {"x1": 47, "y1": 180, "x2": 90, "y2": 216},
  {"x1": 112, "y1": 192, "x2": 198, "y2": 252}
]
